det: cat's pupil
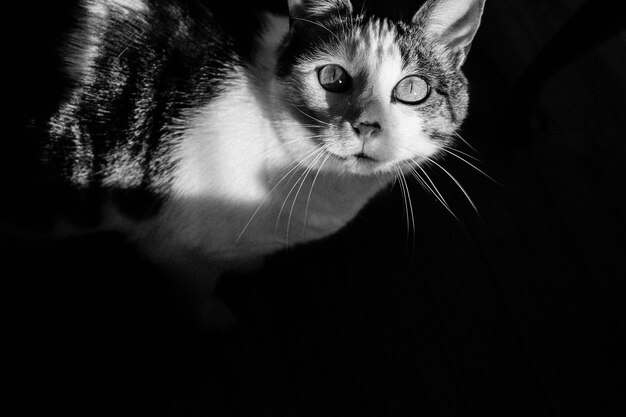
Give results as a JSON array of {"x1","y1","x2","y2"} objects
[
  {"x1": 318, "y1": 64, "x2": 351, "y2": 93},
  {"x1": 393, "y1": 76, "x2": 430, "y2": 104}
]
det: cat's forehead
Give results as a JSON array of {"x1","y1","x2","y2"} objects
[
  {"x1": 296, "y1": 16, "x2": 419, "y2": 94},
  {"x1": 295, "y1": 16, "x2": 424, "y2": 77},
  {"x1": 341, "y1": 18, "x2": 404, "y2": 93},
  {"x1": 344, "y1": 18, "x2": 399, "y2": 64}
]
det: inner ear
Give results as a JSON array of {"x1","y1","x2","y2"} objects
[
  {"x1": 287, "y1": 0, "x2": 353, "y2": 21},
  {"x1": 412, "y1": 0, "x2": 485, "y2": 67}
]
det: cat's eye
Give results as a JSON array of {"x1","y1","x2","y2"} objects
[
  {"x1": 393, "y1": 75, "x2": 430, "y2": 104},
  {"x1": 318, "y1": 64, "x2": 351, "y2": 93}
]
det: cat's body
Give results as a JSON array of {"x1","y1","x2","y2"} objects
[
  {"x1": 40, "y1": 0, "x2": 387, "y2": 268},
  {"x1": 16, "y1": 0, "x2": 485, "y2": 314}
]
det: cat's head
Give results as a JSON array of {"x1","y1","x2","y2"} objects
[{"x1": 269, "y1": 0, "x2": 485, "y2": 176}]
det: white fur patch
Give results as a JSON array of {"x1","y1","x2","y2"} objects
[{"x1": 172, "y1": 77, "x2": 273, "y2": 204}]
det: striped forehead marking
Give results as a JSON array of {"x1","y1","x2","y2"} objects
[{"x1": 344, "y1": 18, "x2": 404, "y2": 98}]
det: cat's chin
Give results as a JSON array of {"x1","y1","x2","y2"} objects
[
  {"x1": 332, "y1": 154, "x2": 437, "y2": 178},
  {"x1": 323, "y1": 151, "x2": 395, "y2": 176}
]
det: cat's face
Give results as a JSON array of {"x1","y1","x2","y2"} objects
[{"x1": 271, "y1": 0, "x2": 485, "y2": 176}]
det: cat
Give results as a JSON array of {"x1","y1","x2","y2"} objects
[{"x1": 15, "y1": 0, "x2": 485, "y2": 321}]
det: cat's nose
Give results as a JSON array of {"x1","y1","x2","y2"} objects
[{"x1": 352, "y1": 121, "x2": 382, "y2": 137}]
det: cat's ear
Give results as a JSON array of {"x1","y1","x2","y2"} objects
[
  {"x1": 287, "y1": 0, "x2": 352, "y2": 21},
  {"x1": 412, "y1": 0, "x2": 485, "y2": 67}
]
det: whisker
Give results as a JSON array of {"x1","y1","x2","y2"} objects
[
  {"x1": 385, "y1": 143, "x2": 453, "y2": 212},
  {"x1": 454, "y1": 132, "x2": 480, "y2": 154},
  {"x1": 399, "y1": 164, "x2": 416, "y2": 248},
  {"x1": 236, "y1": 147, "x2": 322, "y2": 242},
  {"x1": 291, "y1": 17, "x2": 341, "y2": 43},
  {"x1": 292, "y1": 106, "x2": 331, "y2": 126},
  {"x1": 407, "y1": 163, "x2": 459, "y2": 222},
  {"x1": 388, "y1": 142, "x2": 479, "y2": 220},
  {"x1": 275, "y1": 147, "x2": 326, "y2": 233},
  {"x1": 268, "y1": 121, "x2": 324, "y2": 129},
  {"x1": 286, "y1": 151, "x2": 325, "y2": 244},
  {"x1": 268, "y1": 146, "x2": 320, "y2": 182},
  {"x1": 439, "y1": 147, "x2": 503, "y2": 187},
  {"x1": 425, "y1": 158, "x2": 480, "y2": 215},
  {"x1": 411, "y1": 160, "x2": 451, "y2": 210},
  {"x1": 402, "y1": 169, "x2": 416, "y2": 238},
  {"x1": 394, "y1": 165, "x2": 410, "y2": 241},
  {"x1": 401, "y1": 162, "x2": 419, "y2": 265},
  {"x1": 441, "y1": 145, "x2": 481, "y2": 163},
  {"x1": 258, "y1": 137, "x2": 306, "y2": 156},
  {"x1": 304, "y1": 152, "x2": 332, "y2": 229},
  {"x1": 274, "y1": 146, "x2": 322, "y2": 188}
]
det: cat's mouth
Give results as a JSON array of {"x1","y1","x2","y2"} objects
[
  {"x1": 324, "y1": 150, "x2": 391, "y2": 175},
  {"x1": 327, "y1": 151, "x2": 380, "y2": 162},
  {"x1": 353, "y1": 152, "x2": 377, "y2": 162},
  {"x1": 329, "y1": 151, "x2": 379, "y2": 163}
]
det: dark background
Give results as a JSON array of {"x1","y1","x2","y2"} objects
[{"x1": 5, "y1": 0, "x2": 626, "y2": 416}]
